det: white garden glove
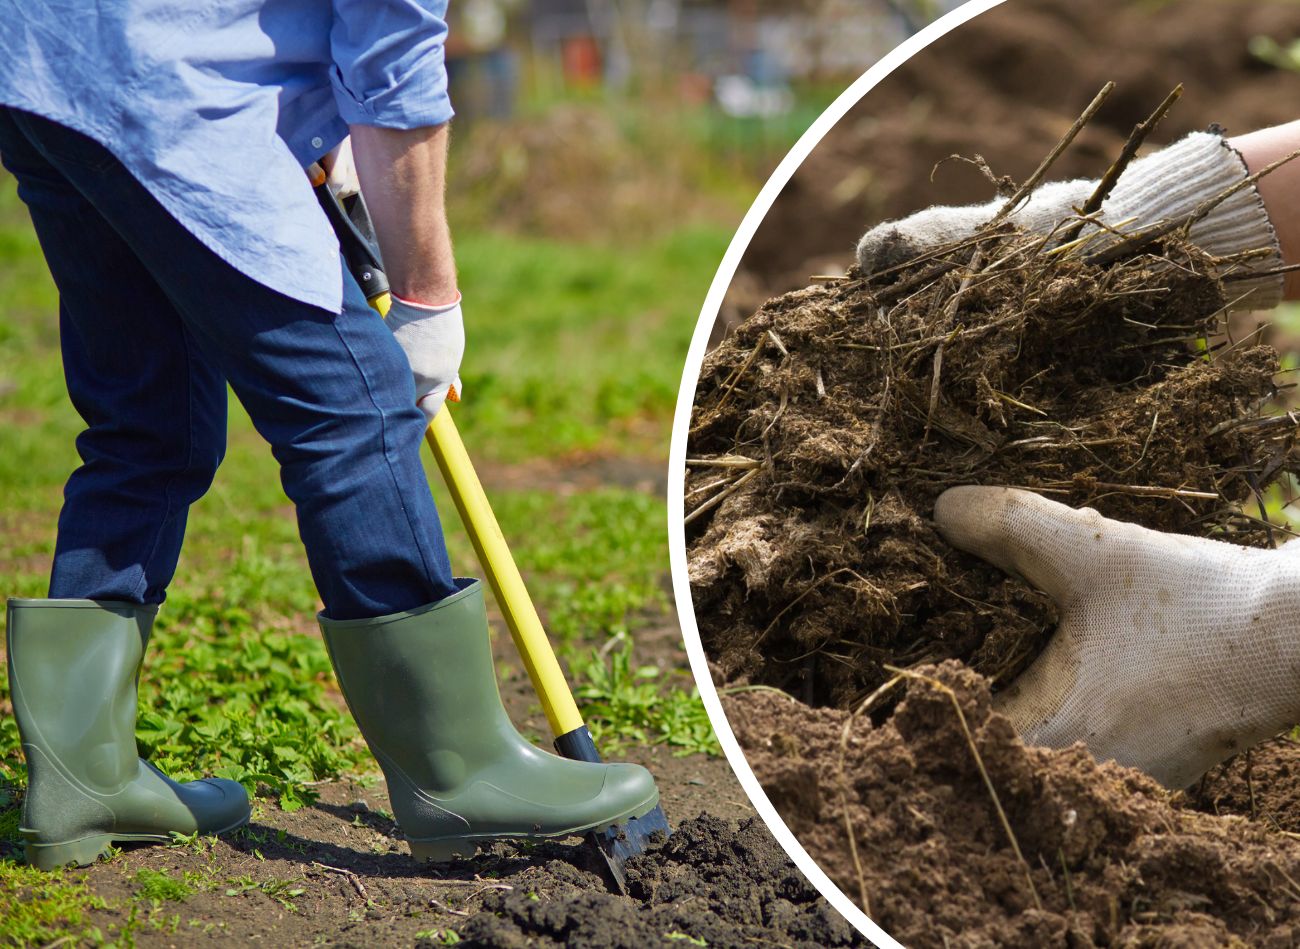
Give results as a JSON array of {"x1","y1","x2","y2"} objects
[
  {"x1": 934, "y1": 486, "x2": 1300, "y2": 789},
  {"x1": 387, "y1": 293, "x2": 464, "y2": 421},
  {"x1": 320, "y1": 137, "x2": 360, "y2": 199},
  {"x1": 857, "y1": 132, "x2": 1284, "y2": 311}
]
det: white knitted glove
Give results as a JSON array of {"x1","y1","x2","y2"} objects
[
  {"x1": 858, "y1": 132, "x2": 1284, "y2": 311},
  {"x1": 934, "y1": 486, "x2": 1300, "y2": 789},
  {"x1": 321, "y1": 137, "x2": 360, "y2": 199},
  {"x1": 387, "y1": 294, "x2": 464, "y2": 420}
]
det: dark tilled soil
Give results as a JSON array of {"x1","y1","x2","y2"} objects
[
  {"x1": 728, "y1": 662, "x2": 1300, "y2": 948},
  {"x1": 13, "y1": 607, "x2": 861, "y2": 947}
]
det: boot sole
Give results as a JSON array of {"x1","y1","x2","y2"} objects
[
  {"x1": 407, "y1": 790, "x2": 661, "y2": 863},
  {"x1": 24, "y1": 812, "x2": 252, "y2": 871}
]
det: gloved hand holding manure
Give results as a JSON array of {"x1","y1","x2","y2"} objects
[
  {"x1": 857, "y1": 127, "x2": 1297, "y2": 312},
  {"x1": 934, "y1": 486, "x2": 1300, "y2": 789}
]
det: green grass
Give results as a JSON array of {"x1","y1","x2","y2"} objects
[
  {"x1": 0, "y1": 863, "x2": 108, "y2": 946},
  {"x1": 451, "y1": 225, "x2": 727, "y2": 460}
]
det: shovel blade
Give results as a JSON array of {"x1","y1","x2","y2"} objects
[
  {"x1": 587, "y1": 803, "x2": 672, "y2": 894},
  {"x1": 555, "y1": 725, "x2": 672, "y2": 893}
]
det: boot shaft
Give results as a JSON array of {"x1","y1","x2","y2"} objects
[
  {"x1": 7, "y1": 599, "x2": 154, "y2": 793},
  {"x1": 320, "y1": 580, "x2": 519, "y2": 792}
]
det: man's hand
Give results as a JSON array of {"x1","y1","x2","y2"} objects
[
  {"x1": 857, "y1": 131, "x2": 1284, "y2": 312},
  {"x1": 387, "y1": 293, "x2": 463, "y2": 420},
  {"x1": 320, "y1": 137, "x2": 360, "y2": 198},
  {"x1": 934, "y1": 486, "x2": 1300, "y2": 789}
]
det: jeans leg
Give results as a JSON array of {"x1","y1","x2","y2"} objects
[
  {"x1": 2, "y1": 110, "x2": 459, "y2": 619},
  {"x1": 0, "y1": 112, "x2": 227, "y2": 604}
]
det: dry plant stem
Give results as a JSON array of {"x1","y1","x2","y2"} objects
[
  {"x1": 312, "y1": 861, "x2": 370, "y2": 900},
  {"x1": 1086, "y1": 145, "x2": 1300, "y2": 268},
  {"x1": 992, "y1": 81, "x2": 1114, "y2": 225},
  {"x1": 685, "y1": 455, "x2": 762, "y2": 469},
  {"x1": 684, "y1": 467, "x2": 758, "y2": 526},
  {"x1": 882, "y1": 665, "x2": 1043, "y2": 912},
  {"x1": 836, "y1": 675, "x2": 905, "y2": 916},
  {"x1": 1058, "y1": 84, "x2": 1183, "y2": 245}
]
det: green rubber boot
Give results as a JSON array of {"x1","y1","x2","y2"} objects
[
  {"x1": 7, "y1": 599, "x2": 251, "y2": 870},
  {"x1": 319, "y1": 580, "x2": 659, "y2": 862}
]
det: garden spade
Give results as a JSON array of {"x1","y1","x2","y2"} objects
[{"x1": 312, "y1": 175, "x2": 672, "y2": 892}]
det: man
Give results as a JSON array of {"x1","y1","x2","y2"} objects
[
  {"x1": 857, "y1": 121, "x2": 1300, "y2": 789},
  {"x1": 0, "y1": 0, "x2": 657, "y2": 870}
]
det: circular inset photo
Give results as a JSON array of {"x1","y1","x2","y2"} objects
[{"x1": 672, "y1": 0, "x2": 1300, "y2": 944}]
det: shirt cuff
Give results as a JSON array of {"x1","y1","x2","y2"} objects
[{"x1": 330, "y1": 52, "x2": 455, "y2": 129}]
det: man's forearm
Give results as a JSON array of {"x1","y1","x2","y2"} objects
[
  {"x1": 1233, "y1": 120, "x2": 1300, "y2": 301},
  {"x1": 350, "y1": 122, "x2": 458, "y2": 305}
]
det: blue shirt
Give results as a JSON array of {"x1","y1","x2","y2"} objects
[{"x1": 0, "y1": 0, "x2": 453, "y2": 311}]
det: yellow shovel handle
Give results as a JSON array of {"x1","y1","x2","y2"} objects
[
  {"x1": 423, "y1": 409, "x2": 585, "y2": 737},
  {"x1": 370, "y1": 292, "x2": 585, "y2": 738}
]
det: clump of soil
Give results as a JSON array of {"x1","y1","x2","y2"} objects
[
  {"x1": 727, "y1": 662, "x2": 1300, "y2": 947},
  {"x1": 687, "y1": 187, "x2": 1294, "y2": 707},
  {"x1": 459, "y1": 815, "x2": 861, "y2": 948}
]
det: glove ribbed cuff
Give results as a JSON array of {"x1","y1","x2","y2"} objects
[{"x1": 1100, "y1": 131, "x2": 1283, "y2": 310}]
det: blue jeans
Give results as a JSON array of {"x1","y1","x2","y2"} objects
[{"x1": 0, "y1": 109, "x2": 460, "y2": 620}]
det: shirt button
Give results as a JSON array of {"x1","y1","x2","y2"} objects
[{"x1": 311, "y1": 136, "x2": 324, "y2": 149}]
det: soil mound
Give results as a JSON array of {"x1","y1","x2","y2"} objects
[
  {"x1": 458, "y1": 815, "x2": 861, "y2": 948},
  {"x1": 727, "y1": 662, "x2": 1300, "y2": 947},
  {"x1": 688, "y1": 204, "x2": 1291, "y2": 707}
]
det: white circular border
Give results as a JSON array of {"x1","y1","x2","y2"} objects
[{"x1": 666, "y1": 2, "x2": 1006, "y2": 945}]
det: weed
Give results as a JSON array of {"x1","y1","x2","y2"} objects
[
  {"x1": 573, "y1": 645, "x2": 719, "y2": 757},
  {"x1": 134, "y1": 868, "x2": 195, "y2": 904},
  {"x1": 413, "y1": 929, "x2": 461, "y2": 946},
  {"x1": 224, "y1": 874, "x2": 307, "y2": 912},
  {"x1": 136, "y1": 612, "x2": 368, "y2": 810}
]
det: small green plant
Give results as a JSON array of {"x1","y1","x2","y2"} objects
[
  {"x1": 223, "y1": 874, "x2": 307, "y2": 912},
  {"x1": 415, "y1": 928, "x2": 461, "y2": 944},
  {"x1": 134, "y1": 868, "x2": 195, "y2": 904},
  {"x1": 573, "y1": 644, "x2": 719, "y2": 756}
]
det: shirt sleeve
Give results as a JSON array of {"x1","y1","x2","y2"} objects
[{"x1": 329, "y1": 0, "x2": 454, "y2": 128}]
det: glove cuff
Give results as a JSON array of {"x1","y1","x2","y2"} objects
[{"x1": 1105, "y1": 131, "x2": 1283, "y2": 311}]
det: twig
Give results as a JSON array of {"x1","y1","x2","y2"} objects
[
  {"x1": 685, "y1": 455, "x2": 762, "y2": 469},
  {"x1": 713, "y1": 337, "x2": 767, "y2": 414},
  {"x1": 428, "y1": 897, "x2": 471, "y2": 917},
  {"x1": 836, "y1": 675, "x2": 905, "y2": 916},
  {"x1": 882, "y1": 665, "x2": 1043, "y2": 912},
  {"x1": 1085, "y1": 145, "x2": 1300, "y2": 267},
  {"x1": 1058, "y1": 84, "x2": 1182, "y2": 244},
  {"x1": 1030, "y1": 480, "x2": 1218, "y2": 501},
  {"x1": 992, "y1": 81, "x2": 1114, "y2": 224},
  {"x1": 312, "y1": 861, "x2": 369, "y2": 900},
  {"x1": 684, "y1": 467, "x2": 758, "y2": 526}
]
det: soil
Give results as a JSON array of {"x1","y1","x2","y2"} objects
[
  {"x1": 726, "y1": 662, "x2": 1300, "y2": 948},
  {"x1": 5, "y1": 608, "x2": 862, "y2": 948}
]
